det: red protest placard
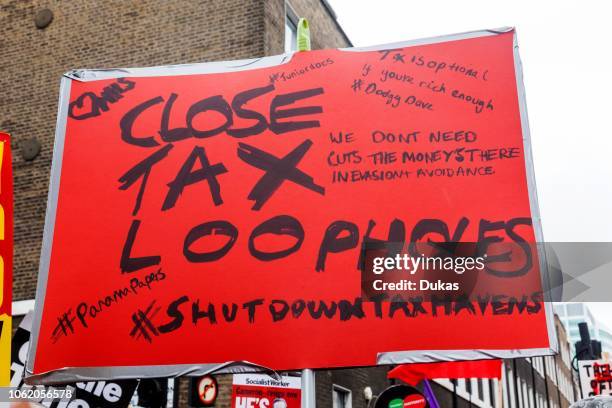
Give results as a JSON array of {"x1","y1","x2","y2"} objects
[{"x1": 28, "y1": 28, "x2": 555, "y2": 384}]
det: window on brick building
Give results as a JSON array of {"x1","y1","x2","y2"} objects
[
  {"x1": 285, "y1": 3, "x2": 298, "y2": 52},
  {"x1": 332, "y1": 385, "x2": 352, "y2": 408}
]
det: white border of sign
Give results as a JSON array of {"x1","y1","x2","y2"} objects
[{"x1": 26, "y1": 27, "x2": 558, "y2": 385}]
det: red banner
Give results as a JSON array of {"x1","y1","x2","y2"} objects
[
  {"x1": 388, "y1": 360, "x2": 502, "y2": 385},
  {"x1": 0, "y1": 132, "x2": 12, "y2": 386},
  {"x1": 28, "y1": 29, "x2": 554, "y2": 383}
]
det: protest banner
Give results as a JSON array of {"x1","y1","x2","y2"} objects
[
  {"x1": 231, "y1": 374, "x2": 301, "y2": 408},
  {"x1": 579, "y1": 360, "x2": 612, "y2": 397},
  {"x1": 375, "y1": 385, "x2": 429, "y2": 408},
  {"x1": 0, "y1": 132, "x2": 12, "y2": 386},
  {"x1": 11, "y1": 311, "x2": 138, "y2": 406},
  {"x1": 27, "y1": 28, "x2": 556, "y2": 384},
  {"x1": 387, "y1": 360, "x2": 502, "y2": 386}
]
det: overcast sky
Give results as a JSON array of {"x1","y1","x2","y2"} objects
[{"x1": 328, "y1": 0, "x2": 612, "y2": 329}]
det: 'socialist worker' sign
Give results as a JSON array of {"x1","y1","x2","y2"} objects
[
  {"x1": 27, "y1": 28, "x2": 556, "y2": 384},
  {"x1": 0, "y1": 132, "x2": 12, "y2": 386},
  {"x1": 579, "y1": 360, "x2": 612, "y2": 397},
  {"x1": 231, "y1": 374, "x2": 301, "y2": 408}
]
